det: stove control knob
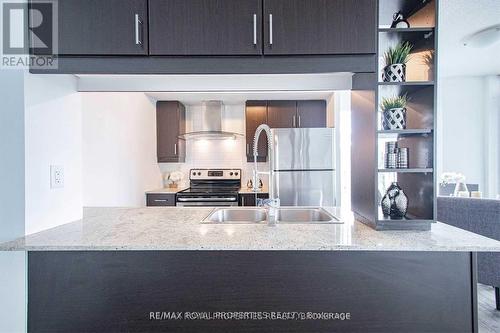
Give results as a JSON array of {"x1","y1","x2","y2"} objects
[
  {"x1": 192, "y1": 172, "x2": 196, "y2": 176},
  {"x1": 230, "y1": 172, "x2": 233, "y2": 176},
  {"x1": 197, "y1": 172, "x2": 201, "y2": 176},
  {"x1": 235, "y1": 172, "x2": 239, "y2": 176}
]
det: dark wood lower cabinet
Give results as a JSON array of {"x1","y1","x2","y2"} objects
[
  {"x1": 28, "y1": 251, "x2": 477, "y2": 333},
  {"x1": 146, "y1": 193, "x2": 176, "y2": 206},
  {"x1": 239, "y1": 193, "x2": 269, "y2": 206}
]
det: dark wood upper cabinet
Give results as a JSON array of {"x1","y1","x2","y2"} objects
[
  {"x1": 149, "y1": 0, "x2": 263, "y2": 55},
  {"x1": 245, "y1": 101, "x2": 268, "y2": 162},
  {"x1": 297, "y1": 100, "x2": 327, "y2": 128},
  {"x1": 57, "y1": 0, "x2": 148, "y2": 55},
  {"x1": 246, "y1": 99, "x2": 327, "y2": 162},
  {"x1": 156, "y1": 101, "x2": 186, "y2": 163},
  {"x1": 263, "y1": 0, "x2": 376, "y2": 55},
  {"x1": 266, "y1": 101, "x2": 297, "y2": 128}
]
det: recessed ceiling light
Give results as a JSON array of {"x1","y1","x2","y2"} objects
[{"x1": 462, "y1": 24, "x2": 500, "y2": 48}]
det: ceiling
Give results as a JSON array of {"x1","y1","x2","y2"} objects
[{"x1": 439, "y1": 0, "x2": 500, "y2": 77}]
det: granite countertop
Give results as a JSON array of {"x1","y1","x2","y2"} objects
[
  {"x1": 2, "y1": 207, "x2": 500, "y2": 252},
  {"x1": 146, "y1": 187, "x2": 186, "y2": 194},
  {"x1": 147, "y1": 186, "x2": 269, "y2": 194}
]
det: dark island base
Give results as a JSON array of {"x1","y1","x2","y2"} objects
[{"x1": 28, "y1": 251, "x2": 477, "y2": 333}]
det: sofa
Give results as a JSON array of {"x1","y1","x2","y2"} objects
[{"x1": 437, "y1": 196, "x2": 500, "y2": 310}]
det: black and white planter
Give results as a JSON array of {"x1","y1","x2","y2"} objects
[
  {"x1": 382, "y1": 107, "x2": 407, "y2": 130},
  {"x1": 382, "y1": 64, "x2": 406, "y2": 82}
]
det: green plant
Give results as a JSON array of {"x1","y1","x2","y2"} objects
[
  {"x1": 422, "y1": 50, "x2": 434, "y2": 66},
  {"x1": 383, "y1": 41, "x2": 413, "y2": 65},
  {"x1": 380, "y1": 94, "x2": 409, "y2": 111}
]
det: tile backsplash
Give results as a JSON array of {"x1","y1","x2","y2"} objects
[{"x1": 158, "y1": 102, "x2": 268, "y2": 188}]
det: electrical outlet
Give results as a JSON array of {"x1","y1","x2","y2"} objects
[{"x1": 50, "y1": 165, "x2": 64, "y2": 189}]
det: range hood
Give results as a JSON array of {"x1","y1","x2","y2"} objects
[{"x1": 179, "y1": 101, "x2": 243, "y2": 140}]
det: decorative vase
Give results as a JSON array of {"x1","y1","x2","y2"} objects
[
  {"x1": 382, "y1": 64, "x2": 406, "y2": 82},
  {"x1": 453, "y1": 182, "x2": 469, "y2": 197},
  {"x1": 382, "y1": 107, "x2": 407, "y2": 130},
  {"x1": 381, "y1": 182, "x2": 408, "y2": 219}
]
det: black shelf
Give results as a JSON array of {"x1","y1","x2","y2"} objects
[
  {"x1": 378, "y1": 168, "x2": 433, "y2": 174},
  {"x1": 378, "y1": 81, "x2": 434, "y2": 86},
  {"x1": 376, "y1": 211, "x2": 433, "y2": 230},
  {"x1": 377, "y1": 129, "x2": 432, "y2": 137},
  {"x1": 378, "y1": 27, "x2": 434, "y2": 33}
]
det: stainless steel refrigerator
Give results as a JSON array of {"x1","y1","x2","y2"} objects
[{"x1": 271, "y1": 128, "x2": 336, "y2": 206}]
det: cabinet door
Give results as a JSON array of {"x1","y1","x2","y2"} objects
[
  {"x1": 149, "y1": 0, "x2": 262, "y2": 55},
  {"x1": 146, "y1": 194, "x2": 176, "y2": 206},
  {"x1": 57, "y1": 0, "x2": 148, "y2": 55},
  {"x1": 246, "y1": 101, "x2": 268, "y2": 162},
  {"x1": 267, "y1": 101, "x2": 297, "y2": 128},
  {"x1": 240, "y1": 193, "x2": 269, "y2": 206},
  {"x1": 297, "y1": 100, "x2": 327, "y2": 128},
  {"x1": 157, "y1": 101, "x2": 186, "y2": 163},
  {"x1": 263, "y1": 0, "x2": 376, "y2": 55}
]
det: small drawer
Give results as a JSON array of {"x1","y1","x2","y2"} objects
[{"x1": 146, "y1": 193, "x2": 176, "y2": 206}]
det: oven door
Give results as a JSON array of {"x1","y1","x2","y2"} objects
[{"x1": 176, "y1": 196, "x2": 238, "y2": 207}]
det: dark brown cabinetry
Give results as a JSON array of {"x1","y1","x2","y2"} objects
[
  {"x1": 149, "y1": 0, "x2": 262, "y2": 55},
  {"x1": 239, "y1": 193, "x2": 269, "y2": 206},
  {"x1": 146, "y1": 193, "x2": 176, "y2": 206},
  {"x1": 57, "y1": 0, "x2": 148, "y2": 55},
  {"x1": 297, "y1": 100, "x2": 327, "y2": 128},
  {"x1": 156, "y1": 101, "x2": 186, "y2": 163},
  {"x1": 245, "y1": 101, "x2": 268, "y2": 162},
  {"x1": 263, "y1": 0, "x2": 376, "y2": 55},
  {"x1": 266, "y1": 101, "x2": 297, "y2": 128},
  {"x1": 245, "y1": 100, "x2": 327, "y2": 162}
]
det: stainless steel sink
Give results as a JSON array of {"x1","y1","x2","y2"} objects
[
  {"x1": 202, "y1": 207, "x2": 341, "y2": 224},
  {"x1": 276, "y1": 208, "x2": 341, "y2": 224},
  {"x1": 202, "y1": 208, "x2": 267, "y2": 224}
]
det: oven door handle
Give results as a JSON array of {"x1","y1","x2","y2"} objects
[{"x1": 177, "y1": 197, "x2": 237, "y2": 202}]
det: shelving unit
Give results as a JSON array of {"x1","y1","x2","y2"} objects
[
  {"x1": 351, "y1": 0, "x2": 437, "y2": 231},
  {"x1": 377, "y1": 129, "x2": 432, "y2": 138},
  {"x1": 378, "y1": 168, "x2": 433, "y2": 174}
]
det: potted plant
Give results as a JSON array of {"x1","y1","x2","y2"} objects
[
  {"x1": 382, "y1": 41, "x2": 413, "y2": 82},
  {"x1": 167, "y1": 171, "x2": 184, "y2": 189},
  {"x1": 380, "y1": 94, "x2": 408, "y2": 130}
]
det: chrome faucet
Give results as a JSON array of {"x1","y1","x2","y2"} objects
[{"x1": 252, "y1": 124, "x2": 280, "y2": 225}]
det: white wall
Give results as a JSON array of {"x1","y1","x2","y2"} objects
[
  {"x1": 438, "y1": 76, "x2": 500, "y2": 197},
  {"x1": 24, "y1": 74, "x2": 83, "y2": 235},
  {"x1": 82, "y1": 92, "x2": 162, "y2": 206}
]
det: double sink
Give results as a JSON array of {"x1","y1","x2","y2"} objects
[{"x1": 202, "y1": 207, "x2": 341, "y2": 224}]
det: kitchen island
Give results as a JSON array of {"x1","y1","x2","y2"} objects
[{"x1": 2, "y1": 207, "x2": 500, "y2": 332}]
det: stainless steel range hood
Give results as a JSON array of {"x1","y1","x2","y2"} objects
[{"x1": 179, "y1": 101, "x2": 243, "y2": 140}]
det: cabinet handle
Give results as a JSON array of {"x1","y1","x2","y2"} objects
[
  {"x1": 298, "y1": 115, "x2": 301, "y2": 127},
  {"x1": 246, "y1": 143, "x2": 249, "y2": 155},
  {"x1": 253, "y1": 14, "x2": 257, "y2": 45},
  {"x1": 292, "y1": 115, "x2": 296, "y2": 127},
  {"x1": 135, "y1": 14, "x2": 142, "y2": 45},
  {"x1": 154, "y1": 199, "x2": 168, "y2": 202},
  {"x1": 242, "y1": 196, "x2": 245, "y2": 206},
  {"x1": 174, "y1": 143, "x2": 177, "y2": 155},
  {"x1": 269, "y1": 14, "x2": 273, "y2": 45}
]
